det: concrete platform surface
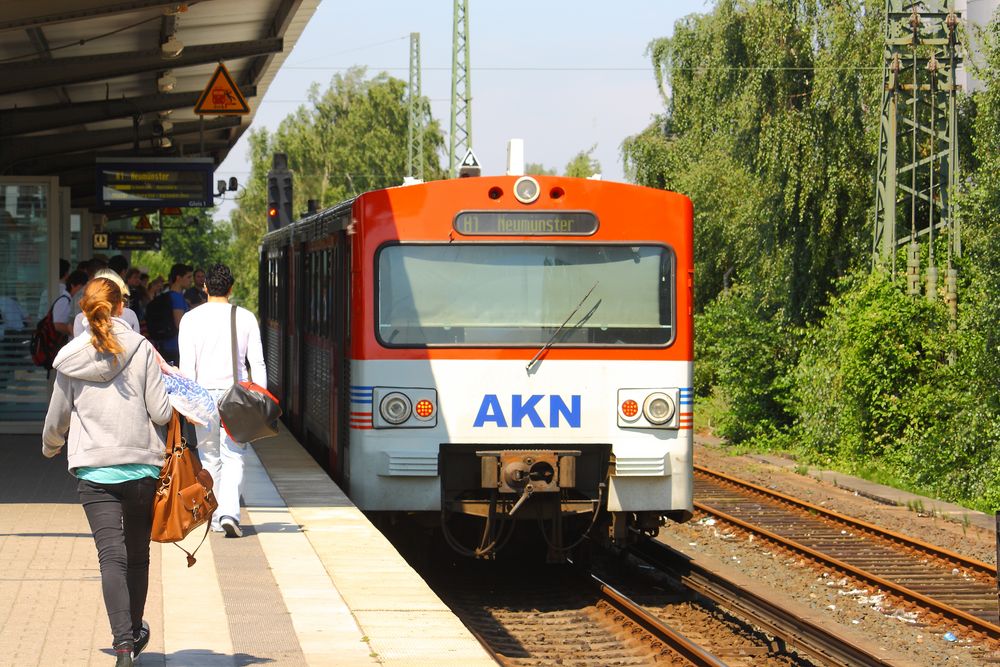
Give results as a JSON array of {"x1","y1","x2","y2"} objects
[{"x1": 0, "y1": 425, "x2": 496, "y2": 666}]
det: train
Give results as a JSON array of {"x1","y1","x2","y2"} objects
[{"x1": 259, "y1": 174, "x2": 694, "y2": 560}]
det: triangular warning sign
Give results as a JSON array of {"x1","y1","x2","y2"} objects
[
  {"x1": 135, "y1": 215, "x2": 153, "y2": 230},
  {"x1": 194, "y1": 63, "x2": 250, "y2": 115},
  {"x1": 461, "y1": 149, "x2": 480, "y2": 168}
]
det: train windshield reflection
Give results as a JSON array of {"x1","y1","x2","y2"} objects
[{"x1": 377, "y1": 243, "x2": 674, "y2": 347}]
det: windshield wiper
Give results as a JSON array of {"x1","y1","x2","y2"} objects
[{"x1": 525, "y1": 282, "x2": 599, "y2": 374}]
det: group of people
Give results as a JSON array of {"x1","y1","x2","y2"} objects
[{"x1": 41, "y1": 258, "x2": 267, "y2": 667}]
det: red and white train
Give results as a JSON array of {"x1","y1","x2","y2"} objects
[{"x1": 260, "y1": 174, "x2": 693, "y2": 559}]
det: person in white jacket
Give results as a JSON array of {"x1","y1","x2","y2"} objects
[
  {"x1": 42, "y1": 277, "x2": 171, "y2": 667},
  {"x1": 178, "y1": 263, "x2": 266, "y2": 538}
]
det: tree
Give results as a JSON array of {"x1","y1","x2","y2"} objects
[
  {"x1": 225, "y1": 68, "x2": 446, "y2": 310},
  {"x1": 623, "y1": 0, "x2": 883, "y2": 324},
  {"x1": 132, "y1": 208, "x2": 231, "y2": 280},
  {"x1": 524, "y1": 162, "x2": 556, "y2": 176},
  {"x1": 564, "y1": 146, "x2": 601, "y2": 178}
]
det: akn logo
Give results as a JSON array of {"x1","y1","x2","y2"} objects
[{"x1": 473, "y1": 394, "x2": 581, "y2": 428}]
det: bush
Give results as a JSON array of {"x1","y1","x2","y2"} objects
[{"x1": 696, "y1": 284, "x2": 797, "y2": 443}]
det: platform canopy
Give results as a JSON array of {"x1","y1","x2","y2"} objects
[{"x1": 0, "y1": 0, "x2": 319, "y2": 211}]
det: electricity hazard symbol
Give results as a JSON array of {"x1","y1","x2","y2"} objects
[{"x1": 194, "y1": 63, "x2": 250, "y2": 115}]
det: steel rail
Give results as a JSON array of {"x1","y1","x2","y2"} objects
[
  {"x1": 693, "y1": 466, "x2": 1000, "y2": 640},
  {"x1": 590, "y1": 573, "x2": 728, "y2": 667},
  {"x1": 695, "y1": 464, "x2": 997, "y2": 577},
  {"x1": 630, "y1": 539, "x2": 898, "y2": 667}
]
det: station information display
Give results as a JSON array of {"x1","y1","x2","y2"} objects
[{"x1": 96, "y1": 157, "x2": 214, "y2": 208}]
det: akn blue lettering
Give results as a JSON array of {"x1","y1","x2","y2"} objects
[
  {"x1": 511, "y1": 394, "x2": 544, "y2": 427},
  {"x1": 549, "y1": 395, "x2": 581, "y2": 428},
  {"x1": 473, "y1": 394, "x2": 507, "y2": 427}
]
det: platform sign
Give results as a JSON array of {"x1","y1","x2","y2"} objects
[
  {"x1": 194, "y1": 63, "x2": 250, "y2": 115},
  {"x1": 96, "y1": 157, "x2": 214, "y2": 208},
  {"x1": 93, "y1": 231, "x2": 161, "y2": 251}
]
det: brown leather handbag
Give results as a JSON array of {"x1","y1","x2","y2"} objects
[{"x1": 151, "y1": 411, "x2": 218, "y2": 566}]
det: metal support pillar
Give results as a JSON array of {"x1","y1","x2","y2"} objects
[
  {"x1": 449, "y1": 0, "x2": 472, "y2": 178},
  {"x1": 871, "y1": 1, "x2": 962, "y2": 306},
  {"x1": 406, "y1": 32, "x2": 423, "y2": 180}
]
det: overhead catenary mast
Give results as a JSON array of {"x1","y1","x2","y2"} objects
[
  {"x1": 449, "y1": 0, "x2": 472, "y2": 178},
  {"x1": 871, "y1": 0, "x2": 961, "y2": 317},
  {"x1": 407, "y1": 32, "x2": 424, "y2": 180}
]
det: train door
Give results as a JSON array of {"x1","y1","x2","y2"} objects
[
  {"x1": 287, "y1": 242, "x2": 305, "y2": 435},
  {"x1": 329, "y1": 231, "x2": 351, "y2": 488}
]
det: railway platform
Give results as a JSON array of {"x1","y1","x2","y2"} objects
[{"x1": 0, "y1": 425, "x2": 495, "y2": 666}]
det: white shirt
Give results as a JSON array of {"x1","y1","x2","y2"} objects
[
  {"x1": 51, "y1": 285, "x2": 72, "y2": 326},
  {"x1": 72, "y1": 308, "x2": 141, "y2": 338},
  {"x1": 178, "y1": 301, "x2": 267, "y2": 390}
]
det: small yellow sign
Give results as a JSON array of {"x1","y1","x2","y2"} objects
[
  {"x1": 194, "y1": 63, "x2": 250, "y2": 115},
  {"x1": 136, "y1": 215, "x2": 153, "y2": 230}
]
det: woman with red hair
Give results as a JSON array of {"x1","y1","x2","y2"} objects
[{"x1": 42, "y1": 277, "x2": 171, "y2": 667}]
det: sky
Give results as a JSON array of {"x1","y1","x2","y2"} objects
[{"x1": 215, "y1": 1, "x2": 711, "y2": 218}]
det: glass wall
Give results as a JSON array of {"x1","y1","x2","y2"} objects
[{"x1": 0, "y1": 180, "x2": 57, "y2": 426}]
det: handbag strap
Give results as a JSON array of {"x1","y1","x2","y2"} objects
[
  {"x1": 228, "y1": 304, "x2": 252, "y2": 384},
  {"x1": 229, "y1": 305, "x2": 238, "y2": 385}
]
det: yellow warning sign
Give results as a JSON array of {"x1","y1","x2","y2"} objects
[
  {"x1": 194, "y1": 63, "x2": 250, "y2": 115},
  {"x1": 135, "y1": 215, "x2": 153, "y2": 230}
]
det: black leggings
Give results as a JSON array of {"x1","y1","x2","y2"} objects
[{"x1": 78, "y1": 477, "x2": 156, "y2": 647}]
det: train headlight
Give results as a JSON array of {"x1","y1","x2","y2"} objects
[
  {"x1": 513, "y1": 176, "x2": 540, "y2": 204},
  {"x1": 642, "y1": 392, "x2": 675, "y2": 425},
  {"x1": 380, "y1": 392, "x2": 412, "y2": 425}
]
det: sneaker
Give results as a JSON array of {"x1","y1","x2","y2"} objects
[
  {"x1": 113, "y1": 644, "x2": 134, "y2": 667},
  {"x1": 220, "y1": 515, "x2": 242, "y2": 538},
  {"x1": 132, "y1": 620, "x2": 150, "y2": 658}
]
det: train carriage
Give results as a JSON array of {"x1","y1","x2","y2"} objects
[{"x1": 261, "y1": 175, "x2": 693, "y2": 559}]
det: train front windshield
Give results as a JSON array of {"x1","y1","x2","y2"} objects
[{"x1": 377, "y1": 244, "x2": 674, "y2": 347}]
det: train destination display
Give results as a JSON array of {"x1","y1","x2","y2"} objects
[{"x1": 454, "y1": 211, "x2": 599, "y2": 236}]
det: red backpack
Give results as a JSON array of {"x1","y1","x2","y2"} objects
[{"x1": 31, "y1": 294, "x2": 70, "y2": 370}]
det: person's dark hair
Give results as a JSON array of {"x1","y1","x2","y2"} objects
[
  {"x1": 168, "y1": 263, "x2": 192, "y2": 285},
  {"x1": 205, "y1": 263, "x2": 235, "y2": 297},
  {"x1": 124, "y1": 267, "x2": 140, "y2": 282},
  {"x1": 66, "y1": 270, "x2": 89, "y2": 289},
  {"x1": 59, "y1": 259, "x2": 70, "y2": 279},
  {"x1": 108, "y1": 254, "x2": 128, "y2": 276}
]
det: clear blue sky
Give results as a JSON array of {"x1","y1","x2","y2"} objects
[{"x1": 216, "y1": 1, "x2": 709, "y2": 216}]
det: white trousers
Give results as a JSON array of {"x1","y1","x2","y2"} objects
[{"x1": 196, "y1": 388, "x2": 246, "y2": 528}]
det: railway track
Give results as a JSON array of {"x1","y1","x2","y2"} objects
[
  {"x1": 693, "y1": 465, "x2": 1000, "y2": 642},
  {"x1": 431, "y1": 564, "x2": 727, "y2": 666}
]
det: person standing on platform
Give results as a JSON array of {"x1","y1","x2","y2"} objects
[
  {"x1": 54, "y1": 270, "x2": 89, "y2": 337},
  {"x1": 148, "y1": 263, "x2": 191, "y2": 366},
  {"x1": 41, "y1": 277, "x2": 171, "y2": 667},
  {"x1": 184, "y1": 267, "x2": 208, "y2": 308},
  {"x1": 72, "y1": 270, "x2": 141, "y2": 337},
  {"x1": 178, "y1": 263, "x2": 266, "y2": 538}
]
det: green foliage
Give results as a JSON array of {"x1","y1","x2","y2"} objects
[
  {"x1": 623, "y1": 0, "x2": 882, "y2": 323},
  {"x1": 524, "y1": 162, "x2": 557, "y2": 176},
  {"x1": 225, "y1": 68, "x2": 446, "y2": 310},
  {"x1": 132, "y1": 208, "x2": 232, "y2": 281},
  {"x1": 696, "y1": 284, "x2": 797, "y2": 443},
  {"x1": 563, "y1": 145, "x2": 601, "y2": 178}
]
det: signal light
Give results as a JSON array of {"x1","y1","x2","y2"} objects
[
  {"x1": 414, "y1": 399, "x2": 434, "y2": 419},
  {"x1": 621, "y1": 399, "x2": 639, "y2": 419},
  {"x1": 267, "y1": 202, "x2": 279, "y2": 230}
]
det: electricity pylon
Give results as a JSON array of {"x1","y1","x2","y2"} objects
[
  {"x1": 407, "y1": 32, "x2": 424, "y2": 180},
  {"x1": 449, "y1": 0, "x2": 472, "y2": 178},
  {"x1": 872, "y1": 0, "x2": 961, "y2": 315}
]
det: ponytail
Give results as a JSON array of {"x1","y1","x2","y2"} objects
[{"x1": 80, "y1": 278, "x2": 124, "y2": 358}]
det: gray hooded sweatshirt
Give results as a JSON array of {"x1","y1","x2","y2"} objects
[{"x1": 42, "y1": 318, "x2": 172, "y2": 469}]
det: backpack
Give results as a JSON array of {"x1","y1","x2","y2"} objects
[
  {"x1": 145, "y1": 292, "x2": 178, "y2": 340},
  {"x1": 30, "y1": 294, "x2": 70, "y2": 370}
]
